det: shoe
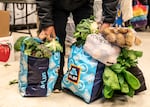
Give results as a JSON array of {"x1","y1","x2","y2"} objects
[{"x1": 53, "y1": 89, "x2": 62, "y2": 93}]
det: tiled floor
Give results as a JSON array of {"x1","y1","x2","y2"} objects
[{"x1": 0, "y1": 29, "x2": 150, "y2": 107}]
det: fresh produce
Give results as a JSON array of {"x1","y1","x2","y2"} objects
[
  {"x1": 123, "y1": 70, "x2": 140, "y2": 90},
  {"x1": 0, "y1": 43, "x2": 11, "y2": 62},
  {"x1": 116, "y1": 33, "x2": 125, "y2": 46},
  {"x1": 105, "y1": 33, "x2": 116, "y2": 43},
  {"x1": 14, "y1": 37, "x2": 62, "y2": 58},
  {"x1": 117, "y1": 48, "x2": 143, "y2": 68},
  {"x1": 103, "y1": 67, "x2": 120, "y2": 90},
  {"x1": 102, "y1": 27, "x2": 142, "y2": 47},
  {"x1": 23, "y1": 37, "x2": 40, "y2": 56},
  {"x1": 44, "y1": 39, "x2": 63, "y2": 52},
  {"x1": 73, "y1": 16, "x2": 99, "y2": 46},
  {"x1": 103, "y1": 48, "x2": 143, "y2": 98},
  {"x1": 14, "y1": 36, "x2": 27, "y2": 51},
  {"x1": 103, "y1": 85, "x2": 114, "y2": 99},
  {"x1": 34, "y1": 44, "x2": 52, "y2": 58},
  {"x1": 118, "y1": 74, "x2": 129, "y2": 93}
]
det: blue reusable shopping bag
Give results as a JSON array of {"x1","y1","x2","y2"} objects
[
  {"x1": 62, "y1": 45, "x2": 105, "y2": 103},
  {"x1": 19, "y1": 37, "x2": 60, "y2": 97}
]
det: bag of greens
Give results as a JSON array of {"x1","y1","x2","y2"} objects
[{"x1": 19, "y1": 37, "x2": 60, "y2": 96}]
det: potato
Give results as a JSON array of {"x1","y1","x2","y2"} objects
[
  {"x1": 127, "y1": 28, "x2": 132, "y2": 33},
  {"x1": 116, "y1": 33, "x2": 125, "y2": 47},
  {"x1": 109, "y1": 27, "x2": 118, "y2": 33},
  {"x1": 118, "y1": 27, "x2": 128, "y2": 34},
  {"x1": 134, "y1": 36, "x2": 142, "y2": 46},
  {"x1": 113, "y1": 27, "x2": 118, "y2": 33},
  {"x1": 102, "y1": 27, "x2": 112, "y2": 35},
  {"x1": 125, "y1": 32, "x2": 135, "y2": 47},
  {"x1": 105, "y1": 33, "x2": 116, "y2": 43}
]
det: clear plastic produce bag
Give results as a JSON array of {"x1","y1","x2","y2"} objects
[{"x1": 83, "y1": 33, "x2": 120, "y2": 66}]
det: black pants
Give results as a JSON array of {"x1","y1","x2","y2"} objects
[{"x1": 53, "y1": 2, "x2": 93, "y2": 89}]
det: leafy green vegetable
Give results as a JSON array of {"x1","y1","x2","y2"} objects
[
  {"x1": 73, "y1": 16, "x2": 99, "y2": 46},
  {"x1": 45, "y1": 39, "x2": 63, "y2": 52},
  {"x1": 23, "y1": 37, "x2": 40, "y2": 51},
  {"x1": 103, "y1": 85, "x2": 114, "y2": 99},
  {"x1": 110, "y1": 63, "x2": 124, "y2": 73},
  {"x1": 18, "y1": 37, "x2": 62, "y2": 58},
  {"x1": 123, "y1": 70, "x2": 141, "y2": 90},
  {"x1": 102, "y1": 47, "x2": 143, "y2": 99},
  {"x1": 118, "y1": 74, "x2": 129, "y2": 93},
  {"x1": 24, "y1": 49, "x2": 32, "y2": 56},
  {"x1": 34, "y1": 51, "x2": 43, "y2": 58},
  {"x1": 103, "y1": 67, "x2": 120, "y2": 90},
  {"x1": 127, "y1": 86, "x2": 135, "y2": 97},
  {"x1": 35, "y1": 44, "x2": 52, "y2": 58},
  {"x1": 117, "y1": 48, "x2": 143, "y2": 68},
  {"x1": 14, "y1": 36, "x2": 27, "y2": 51}
]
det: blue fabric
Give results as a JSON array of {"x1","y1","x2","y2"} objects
[
  {"x1": 130, "y1": 15, "x2": 147, "y2": 22},
  {"x1": 62, "y1": 45, "x2": 104, "y2": 103},
  {"x1": 19, "y1": 37, "x2": 60, "y2": 96},
  {"x1": 114, "y1": 4, "x2": 123, "y2": 27}
]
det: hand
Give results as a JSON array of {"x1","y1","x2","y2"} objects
[
  {"x1": 38, "y1": 26, "x2": 56, "y2": 41},
  {"x1": 99, "y1": 23, "x2": 111, "y2": 33}
]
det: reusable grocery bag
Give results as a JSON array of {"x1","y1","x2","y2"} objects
[
  {"x1": 62, "y1": 45, "x2": 105, "y2": 103},
  {"x1": 19, "y1": 38, "x2": 60, "y2": 97},
  {"x1": 130, "y1": 0, "x2": 148, "y2": 28}
]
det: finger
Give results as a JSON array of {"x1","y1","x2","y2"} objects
[
  {"x1": 46, "y1": 34, "x2": 53, "y2": 41},
  {"x1": 38, "y1": 31, "x2": 47, "y2": 40},
  {"x1": 52, "y1": 32, "x2": 56, "y2": 39}
]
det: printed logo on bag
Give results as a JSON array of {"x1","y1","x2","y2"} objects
[
  {"x1": 40, "y1": 72, "x2": 47, "y2": 89},
  {"x1": 68, "y1": 65, "x2": 81, "y2": 84}
]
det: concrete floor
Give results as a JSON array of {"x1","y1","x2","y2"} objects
[{"x1": 0, "y1": 29, "x2": 150, "y2": 107}]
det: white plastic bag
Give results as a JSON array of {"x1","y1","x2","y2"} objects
[
  {"x1": 83, "y1": 34, "x2": 120, "y2": 66},
  {"x1": 93, "y1": 0, "x2": 102, "y2": 22}
]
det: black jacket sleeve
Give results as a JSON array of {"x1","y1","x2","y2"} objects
[
  {"x1": 36, "y1": 0, "x2": 54, "y2": 30},
  {"x1": 102, "y1": 0, "x2": 119, "y2": 24}
]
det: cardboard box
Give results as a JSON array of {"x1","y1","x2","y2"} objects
[
  {"x1": 0, "y1": 36, "x2": 14, "y2": 64},
  {"x1": 0, "y1": 10, "x2": 10, "y2": 37}
]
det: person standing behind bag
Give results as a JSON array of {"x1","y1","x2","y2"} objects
[{"x1": 36, "y1": 0, "x2": 119, "y2": 92}]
